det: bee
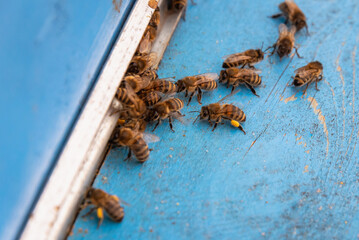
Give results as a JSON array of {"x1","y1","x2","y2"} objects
[
  {"x1": 137, "y1": 7, "x2": 160, "y2": 55},
  {"x1": 115, "y1": 83, "x2": 147, "y2": 119},
  {"x1": 291, "y1": 61, "x2": 323, "y2": 94},
  {"x1": 127, "y1": 52, "x2": 157, "y2": 74},
  {"x1": 138, "y1": 91, "x2": 162, "y2": 107},
  {"x1": 83, "y1": 188, "x2": 125, "y2": 228},
  {"x1": 141, "y1": 69, "x2": 158, "y2": 82},
  {"x1": 119, "y1": 118, "x2": 148, "y2": 132},
  {"x1": 147, "y1": 98, "x2": 184, "y2": 132},
  {"x1": 142, "y1": 78, "x2": 178, "y2": 94},
  {"x1": 122, "y1": 75, "x2": 151, "y2": 93},
  {"x1": 222, "y1": 48, "x2": 265, "y2": 69},
  {"x1": 271, "y1": 0, "x2": 308, "y2": 34},
  {"x1": 267, "y1": 24, "x2": 301, "y2": 60},
  {"x1": 194, "y1": 103, "x2": 246, "y2": 133},
  {"x1": 176, "y1": 73, "x2": 218, "y2": 105},
  {"x1": 219, "y1": 68, "x2": 262, "y2": 97},
  {"x1": 169, "y1": 0, "x2": 196, "y2": 20},
  {"x1": 111, "y1": 127, "x2": 150, "y2": 162}
]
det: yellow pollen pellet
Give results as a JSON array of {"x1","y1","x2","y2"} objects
[
  {"x1": 117, "y1": 119, "x2": 126, "y2": 125},
  {"x1": 97, "y1": 207, "x2": 104, "y2": 219},
  {"x1": 231, "y1": 120, "x2": 240, "y2": 128}
]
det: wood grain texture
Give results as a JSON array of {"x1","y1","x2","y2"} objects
[{"x1": 70, "y1": 0, "x2": 359, "y2": 239}]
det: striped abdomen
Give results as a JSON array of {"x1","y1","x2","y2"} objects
[
  {"x1": 166, "y1": 98, "x2": 184, "y2": 111},
  {"x1": 117, "y1": 88, "x2": 133, "y2": 105},
  {"x1": 173, "y1": 0, "x2": 186, "y2": 10},
  {"x1": 148, "y1": 80, "x2": 177, "y2": 94},
  {"x1": 222, "y1": 104, "x2": 246, "y2": 122},
  {"x1": 243, "y1": 72, "x2": 261, "y2": 86},
  {"x1": 293, "y1": 75, "x2": 310, "y2": 86},
  {"x1": 138, "y1": 91, "x2": 162, "y2": 106},
  {"x1": 223, "y1": 60, "x2": 247, "y2": 68},
  {"x1": 131, "y1": 136, "x2": 150, "y2": 162},
  {"x1": 198, "y1": 81, "x2": 218, "y2": 91},
  {"x1": 104, "y1": 199, "x2": 124, "y2": 222}
]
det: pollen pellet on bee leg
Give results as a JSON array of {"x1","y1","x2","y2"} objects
[
  {"x1": 117, "y1": 119, "x2": 126, "y2": 125},
  {"x1": 97, "y1": 207, "x2": 104, "y2": 219},
  {"x1": 231, "y1": 120, "x2": 240, "y2": 128}
]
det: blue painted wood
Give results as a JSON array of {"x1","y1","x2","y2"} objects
[
  {"x1": 70, "y1": 0, "x2": 359, "y2": 239},
  {"x1": 0, "y1": 0, "x2": 135, "y2": 239}
]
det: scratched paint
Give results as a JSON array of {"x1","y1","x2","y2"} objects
[
  {"x1": 307, "y1": 97, "x2": 329, "y2": 156},
  {"x1": 70, "y1": 0, "x2": 359, "y2": 239}
]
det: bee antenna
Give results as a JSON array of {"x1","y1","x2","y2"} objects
[
  {"x1": 193, "y1": 115, "x2": 200, "y2": 124},
  {"x1": 260, "y1": 42, "x2": 264, "y2": 51}
]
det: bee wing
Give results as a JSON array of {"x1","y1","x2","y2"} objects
[
  {"x1": 297, "y1": 69, "x2": 318, "y2": 78},
  {"x1": 146, "y1": 52, "x2": 158, "y2": 69},
  {"x1": 143, "y1": 132, "x2": 160, "y2": 143},
  {"x1": 194, "y1": 73, "x2": 219, "y2": 85},
  {"x1": 169, "y1": 111, "x2": 188, "y2": 125},
  {"x1": 137, "y1": 31, "x2": 152, "y2": 54},
  {"x1": 122, "y1": 80, "x2": 142, "y2": 105},
  {"x1": 279, "y1": 23, "x2": 289, "y2": 34},
  {"x1": 294, "y1": 65, "x2": 309, "y2": 74},
  {"x1": 222, "y1": 53, "x2": 252, "y2": 62},
  {"x1": 158, "y1": 77, "x2": 176, "y2": 82}
]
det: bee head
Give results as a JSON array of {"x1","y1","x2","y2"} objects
[
  {"x1": 256, "y1": 49, "x2": 265, "y2": 60},
  {"x1": 277, "y1": 40, "x2": 292, "y2": 58},
  {"x1": 175, "y1": 3, "x2": 184, "y2": 10},
  {"x1": 176, "y1": 80, "x2": 186, "y2": 92},
  {"x1": 200, "y1": 106, "x2": 210, "y2": 120},
  {"x1": 219, "y1": 70, "x2": 228, "y2": 83}
]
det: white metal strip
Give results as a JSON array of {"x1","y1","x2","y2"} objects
[
  {"x1": 20, "y1": 1, "x2": 154, "y2": 239},
  {"x1": 20, "y1": 0, "x2": 183, "y2": 239}
]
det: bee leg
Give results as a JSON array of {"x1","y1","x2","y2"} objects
[
  {"x1": 294, "y1": 47, "x2": 303, "y2": 58},
  {"x1": 124, "y1": 148, "x2": 132, "y2": 161},
  {"x1": 211, "y1": 117, "x2": 221, "y2": 131},
  {"x1": 315, "y1": 80, "x2": 320, "y2": 91},
  {"x1": 245, "y1": 83, "x2": 259, "y2": 97},
  {"x1": 97, "y1": 207, "x2": 104, "y2": 229},
  {"x1": 197, "y1": 88, "x2": 202, "y2": 105},
  {"x1": 168, "y1": 116, "x2": 175, "y2": 132},
  {"x1": 187, "y1": 91, "x2": 195, "y2": 106},
  {"x1": 177, "y1": 111, "x2": 185, "y2": 116},
  {"x1": 231, "y1": 86, "x2": 235, "y2": 94},
  {"x1": 185, "y1": 89, "x2": 188, "y2": 97},
  {"x1": 302, "y1": 84, "x2": 309, "y2": 95},
  {"x1": 237, "y1": 123, "x2": 246, "y2": 135},
  {"x1": 82, "y1": 207, "x2": 96, "y2": 218},
  {"x1": 270, "y1": 13, "x2": 283, "y2": 19},
  {"x1": 152, "y1": 119, "x2": 161, "y2": 132}
]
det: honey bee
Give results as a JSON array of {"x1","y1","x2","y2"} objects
[
  {"x1": 222, "y1": 48, "x2": 265, "y2": 69},
  {"x1": 267, "y1": 24, "x2": 301, "y2": 60},
  {"x1": 138, "y1": 91, "x2": 162, "y2": 107},
  {"x1": 147, "y1": 98, "x2": 184, "y2": 132},
  {"x1": 291, "y1": 61, "x2": 323, "y2": 94},
  {"x1": 176, "y1": 73, "x2": 218, "y2": 105},
  {"x1": 142, "y1": 78, "x2": 178, "y2": 94},
  {"x1": 194, "y1": 103, "x2": 246, "y2": 133},
  {"x1": 219, "y1": 68, "x2": 262, "y2": 97},
  {"x1": 115, "y1": 83, "x2": 147, "y2": 119},
  {"x1": 127, "y1": 52, "x2": 157, "y2": 74},
  {"x1": 169, "y1": 0, "x2": 196, "y2": 20},
  {"x1": 83, "y1": 188, "x2": 125, "y2": 228},
  {"x1": 271, "y1": 0, "x2": 308, "y2": 34},
  {"x1": 141, "y1": 69, "x2": 158, "y2": 82},
  {"x1": 122, "y1": 74, "x2": 151, "y2": 93},
  {"x1": 119, "y1": 118, "x2": 148, "y2": 132},
  {"x1": 137, "y1": 7, "x2": 160, "y2": 55},
  {"x1": 111, "y1": 127, "x2": 150, "y2": 162}
]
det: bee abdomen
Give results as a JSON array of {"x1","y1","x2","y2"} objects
[
  {"x1": 199, "y1": 81, "x2": 218, "y2": 91},
  {"x1": 131, "y1": 137, "x2": 150, "y2": 163},
  {"x1": 117, "y1": 88, "x2": 133, "y2": 105},
  {"x1": 152, "y1": 81, "x2": 177, "y2": 93},
  {"x1": 222, "y1": 61, "x2": 241, "y2": 68},
  {"x1": 138, "y1": 91, "x2": 162, "y2": 106},
  {"x1": 105, "y1": 200, "x2": 124, "y2": 222},
  {"x1": 167, "y1": 98, "x2": 184, "y2": 111},
  {"x1": 223, "y1": 105, "x2": 246, "y2": 122},
  {"x1": 293, "y1": 76, "x2": 307, "y2": 86},
  {"x1": 251, "y1": 75, "x2": 262, "y2": 86}
]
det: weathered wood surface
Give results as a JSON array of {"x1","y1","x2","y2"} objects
[{"x1": 70, "y1": 0, "x2": 359, "y2": 239}]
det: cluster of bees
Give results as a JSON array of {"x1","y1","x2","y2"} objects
[{"x1": 82, "y1": 0, "x2": 325, "y2": 227}]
